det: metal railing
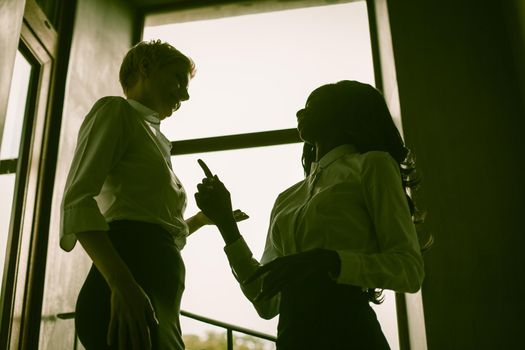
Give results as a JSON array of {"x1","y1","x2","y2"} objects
[{"x1": 56, "y1": 310, "x2": 276, "y2": 350}]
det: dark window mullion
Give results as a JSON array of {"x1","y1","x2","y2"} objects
[
  {"x1": 170, "y1": 128, "x2": 301, "y2": 156},
  {"x1": 0, "y1": 159, "x2": 18, "y2": 174}
]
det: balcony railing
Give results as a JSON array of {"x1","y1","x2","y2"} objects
[{"x1": 56, "y1": 310, "x2": 276, "y2": 350}]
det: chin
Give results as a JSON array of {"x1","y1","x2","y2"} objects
[
  {"x1": 163, "y1": 108, "x2": 174, "y2": 119},
  {"x1": 298, "y1": 128, "x2": 313, "y2": 143}
]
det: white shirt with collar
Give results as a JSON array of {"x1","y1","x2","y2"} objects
[
  {"x1": 60, "y1": 96, "x2": 188, "y2": 251},
  {"x1": 223, "y1": 144, "x2": 425, "y2": 319}
]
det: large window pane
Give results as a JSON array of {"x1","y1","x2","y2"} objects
[
  {"x1": 0, "y1": 174, "x2": 17, "y2": 296},
  {"x1": 181, "y1": 316, "x2": 228, "y2": 349},
  {"x1": 1, "y1": 49, "x2": 32, "y2": 305},
  {"x1": 144, "y1": 1, "x2": 374, "y2": 140},
  {"x1": 174, "y1": 144, "x2": 304, "y2": 337},
  {"x1": 1, "y1": 51, "x2": 32, "y2": 160}
]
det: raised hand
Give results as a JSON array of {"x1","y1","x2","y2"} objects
[{"x1": 195, "y1": 159, "x2": 236, "y2": 227}]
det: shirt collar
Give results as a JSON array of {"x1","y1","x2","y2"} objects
[
  {"x1": 126, "y1": 98, "x2": 161, "y2": 125},
  {"x1": 310, "y1": 144, "x2": 359, "y2": 173}
]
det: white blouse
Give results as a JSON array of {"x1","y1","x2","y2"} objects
[
  {"x1": 60, "y1": 96, "x2": 188, "y2": 252},
  {"x1": 224, "y1": 144, "x2": 425, "y2": 319}
]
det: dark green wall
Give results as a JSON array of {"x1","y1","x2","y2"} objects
[{"x1": 388, "y1": 1, "x2": 525, "y2": 349}]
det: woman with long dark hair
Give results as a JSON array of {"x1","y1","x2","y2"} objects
[{"x1": 195, "y1": 80, "x2": 425, "y2": 349}]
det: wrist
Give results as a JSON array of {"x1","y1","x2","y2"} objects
[
  {"x1": 217, "y1": 219, "x2": 241, "y2": 245},
  {"x1": 107, "y1": 268, "x2": 136, "y2": 291}
]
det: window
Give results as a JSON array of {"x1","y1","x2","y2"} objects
[
  {"x1": 0, "y1": 49, "x2": 33, "y2": 302},
  {"x1": 1, "y1": 17, "x2": 56, "y2": 345},
  {"x1": 144, "y1": 1, "x2": 400, "y2": 348}
]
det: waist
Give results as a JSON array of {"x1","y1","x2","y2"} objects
[
  {"x1": 280, "y1": 270, "x2": 368, "y2": 306},
  {"x1": 108, "y1": 220, "x2": 178, "y2": 249}
]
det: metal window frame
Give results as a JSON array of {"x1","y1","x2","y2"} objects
[
  {"x1": 0, "y1": 0, "x2": 78, "y2": 348},
  {"x1": 0, "y1": 28, "x2": 49, "y2": 349}
]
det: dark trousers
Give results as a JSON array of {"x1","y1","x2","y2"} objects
[
  {"x1": 75, "y1": 221, "x2": 185, "y2": 350},
  {"x1": 277, "y1": 271, "x2": 390, "y2": 350}
]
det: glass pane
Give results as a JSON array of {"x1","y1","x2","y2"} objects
[
  {"x1": 372, "y1": 290, "x2": 400, "y2": 348},
  {"x1": 0, "y1": 174, "x2": 17, "y2": 295},
  {"x1": 1, "y1": 50, "x2": 32, "y2": 160},
  {"x1": 144, "y1": 1, "x2": 374, "y2": 141},
  {"x1": 233, "y1": 331, "x2": 276, "y2": 350},
  {"x1": 175, "y1": 144, "x2": 304, "y2": 337},
  {"x1": 181, "y1": 315, "x2": 228, "y2": 349}
]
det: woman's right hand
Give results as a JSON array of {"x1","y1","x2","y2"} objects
[
  {"x1": 107, "y1": 280, "x2": 159, "y2": 350},
  {"x1": 195, "y1": 175, "x2": 235, "y2": 227}
]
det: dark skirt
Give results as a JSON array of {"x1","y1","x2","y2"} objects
[
  {"x1": 75, "y1": 220, "x2": 186, "y2": 350},
  {"x1": 277, "y1": 271, "x2": 390, "y2": 350}
]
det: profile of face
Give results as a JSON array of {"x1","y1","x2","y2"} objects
[
  {"x1": 141, "y1": 62, "x2": 191, "y2": 119},
  {"x1": 296, "y1": 86, "x2": 340, "y2": 143}
]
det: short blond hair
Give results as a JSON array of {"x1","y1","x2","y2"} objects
[{"x1": 119, "y1": 39, "x2": 196, "y2": 93}]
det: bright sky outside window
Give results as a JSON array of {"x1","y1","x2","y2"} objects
[
  {"x1": 0, "y1": 50, "x2": 32, "y2": 296},
  {"x1": 144, "y1": 1, "x2": 374, "y2": 141},
  {"x1": 144, "y1": 2, "x2": 400, "y2": 348},
  {"x1": 1, "y1": 51, "x2": 31, "y2": 160}
]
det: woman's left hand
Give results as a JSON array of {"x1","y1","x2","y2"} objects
[{"x1": 244, "y1": 249, "x2": 341, "y2": 301}]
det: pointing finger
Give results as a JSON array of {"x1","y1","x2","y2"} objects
[{"x1": 197, "y1": 159, "x2": 213, "y2": 178}]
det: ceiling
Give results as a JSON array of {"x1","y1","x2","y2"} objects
[
  {"x1": 130, "y1": 0, "x2": 358, "y2": 14},
  {"x1": 136, "y1": 0, "x2": 358, "y2": 27},
  {"x1": 130, "y1": 0, "x2": 254, "y2": 11}
]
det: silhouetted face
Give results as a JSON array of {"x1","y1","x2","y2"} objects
[
  {"x1": 143, "y1": 62, "x2": 190, "y2": 119},
  {"x1": 296, "y1": 87, "x2": 335, "y2": 143}
]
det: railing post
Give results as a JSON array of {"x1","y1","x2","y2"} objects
[
  {"x1": 227, "y1": 328, "x2": 233, "y2": 350},
  {"x1": 73, "y1": 330, "x2": 78, "y2": 350}
]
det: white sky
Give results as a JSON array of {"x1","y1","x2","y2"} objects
[
  {"x1": 144, "y1": 1, "x2": 401, "y2": 348},
  {"x1": 0, "y1": 51, "x2": 32, "y2": 297}
]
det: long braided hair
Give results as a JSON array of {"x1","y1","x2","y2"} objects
[{"x1": 300, "y1": 81, "x2": 432, "y2": 304}]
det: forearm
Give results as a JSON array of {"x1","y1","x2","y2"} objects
[
  {"x1": 185, "y1": 212, "x2": 207, "y2": 235},
  {"x1": 217, "y1": 218, "x2": 242, "y2": 245},
  {"x1": 223, "y1": 236, "x2": 279, "y2": 319},
  {"x1": 76, "y1": 230, "x2": 136, "y2": 289}
]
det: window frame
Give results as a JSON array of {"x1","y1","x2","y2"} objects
[{"x1": 0, "y1": 0, "x2": 77, "y2": 348}]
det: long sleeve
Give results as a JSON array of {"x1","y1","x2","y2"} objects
[
  {"x1": 335, "y1": 152, "x2": 425, "y2": 293},
  {"x1": 223, "y1": 208, "x2": 281, "y2": 319},
  {"x1": 60, "y1": 97, "x2": 132, "y2": 251}
]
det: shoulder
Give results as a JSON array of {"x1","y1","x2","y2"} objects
[
  {"x1": 80, "y1": 96, "x2": 138, "y2": 135},
  {"x1": 89, "y1": 96, "x2": 130, "y2": 114},
  {"x1": 272, "y1": 179, "x2": 305, "y2": 208},
  {"x1": 361, "y1": 151, "x2": 398, "y2": 168},
  {"x1": 86, "y1": 96, "x2": 137, "y2": 123},
  {"x1": 360, "y1": 151, "x2": 401, "y2": 181}
]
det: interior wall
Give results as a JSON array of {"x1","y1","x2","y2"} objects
[
  {"x1": 386, "y1": 1, "x2": 525, "y2": 349},
  {"x1": 38, "y1": 0, "x2": 136, "y2": 348}
]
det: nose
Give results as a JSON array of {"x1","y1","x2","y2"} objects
[{"x1": 296, "y1": 109, "x2": 305, "y2": 120}]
